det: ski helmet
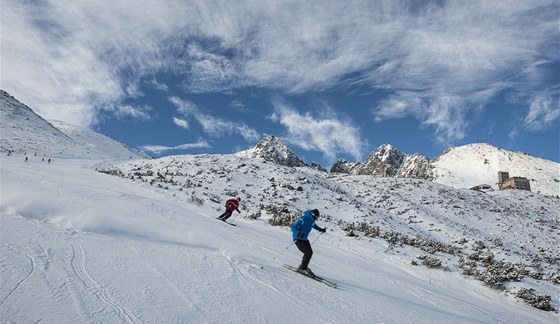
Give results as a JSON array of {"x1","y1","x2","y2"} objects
[{"x1": 311, "y1": 209, "x2": 320, "y2": 220}]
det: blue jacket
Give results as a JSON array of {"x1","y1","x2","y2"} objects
[{"x1": 291, "y1": 210, "x2": 322, "y2": 240}]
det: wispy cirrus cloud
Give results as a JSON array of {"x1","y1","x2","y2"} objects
[
  {"x1": 173, "y1": 117, "x2": 189, "y2": 129},
  {"x1": 2, "y1": 0, "x2": 558, "y2": 144},
  {"x1": 271, "y1": 98, "x2": 364, "y2": 161},
  {"x1": 2, "y1": 1, "x2": 187, "y2": 126},
  {"x1": 140, "y1": 141, "x2": 211, "y2": 155},
  {"x1": 374, "y1": 93, "x2": 475, "y2": 144},
  {"x1": 169, "y1": 96, "x2": 260, "y2": 141},
  {"x1": 524, "y1": 95, "x2": 560, "y2": 132},
  {"x1": 99, "y1": 103, "x2": 152, "y2": 121}
]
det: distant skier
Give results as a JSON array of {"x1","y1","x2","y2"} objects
[
  {"x1": 291, "y1": 209, "x2": 326, "y2": 276},
  {"x1": 218, "y1": 198, "x2": 241, "y2": 221}
]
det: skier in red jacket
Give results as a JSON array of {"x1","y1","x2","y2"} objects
[{"x1": 218, "y1": 198, "x2": 241, "y2": 221}]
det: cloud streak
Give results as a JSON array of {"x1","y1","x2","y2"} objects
[
  {"x1": 140, "y1": 141, "x2": 211, "y2": 155},
  {"x1": 271, "y1": 98, "x2": 364, "y2": 161},
  {"x1": 173, "y1": 117, "x2": 189, "y2": 129},
  {"x1": 169, "y1": 96, "x2": 260, "y2": 141},
  {"x1": 2, "y1": 0, "x2": 558, "y2": 145}
]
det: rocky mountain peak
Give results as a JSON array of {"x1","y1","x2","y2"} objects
[
  {"x1": 355, "y1": 144, "x2": 405, "y2": 176},
  {"x1": 330, "y1": 159, "x2": 360, "y2": 174},
  {"x1": 331, "y1": 144, "x2": 430, "y2": 179},
  {"x1": 244, "y1": 135, "x2": 307, "y2": 167}
]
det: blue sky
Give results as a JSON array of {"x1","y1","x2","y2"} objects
[{"x1": 2, "y1": 1, "x2": 559, "y2": 167}]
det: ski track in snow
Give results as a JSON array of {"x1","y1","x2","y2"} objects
[
  {"x1": 218, "y1": 249, "x2": 329, "y2": 323},
  {"x1": 136, "y1": 251, "x2": 206, "y2": 322},
  {"x1": 67, "y1": 235, "x2": 139, "y2": 323},
  {"x1": 0, "y1": 243, "x2": 35, "y2": 307}
]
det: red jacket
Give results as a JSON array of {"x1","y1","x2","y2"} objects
[{"x1": 225, "y1": 199, "x2": 240, "y2": 212}]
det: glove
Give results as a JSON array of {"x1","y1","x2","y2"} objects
[
  {"x1": 297, "y1": 232, "x2": 304, "y2": 239},
  {"x1": 320, "y1": 227, "x2": 327, "y2": 233}
]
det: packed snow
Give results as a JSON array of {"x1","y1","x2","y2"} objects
[{"x1": 1, "y1": 154, "x2": 558, "y2": 323}]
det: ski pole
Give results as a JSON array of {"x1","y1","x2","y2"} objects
[
  {"x1": 229, "y1": 208, "x2": 247, "y2": 223},
  {"x1": 272, "y1": 240, "x2": 295, "y2": 261},
  {"x1": 260, "y1": 241, "x2": 295, "y2": 269},
  {"x1": 310, "y1": 232, "x2": 324, "y2": 246}
]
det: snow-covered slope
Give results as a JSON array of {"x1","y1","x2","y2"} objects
[
  {"x1": 0, "y1": 90, "x2": 76, "y2": 157},
  {"x1": 50, "y1": 120, "x2": 149, "y2": 160},
  {"x1": 1, "y1": 155, "x2": 558, "y2": 323},
  {"x1": 431, "y1": 143, "x2": 559, "y2": 196},
  {"x1": 95, "y1": 152, "x2": 559, "y2": 311},
  {"x1": 0, "y1": 90, "x2": 147, "y2": 160}
]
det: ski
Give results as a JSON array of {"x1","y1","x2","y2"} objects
[
  {"x1": 282, "y1": 264, "x2": 337, "y2": 288},
  {"x1": 215, "y1": 217, "x2": 237, "y2": 226}
]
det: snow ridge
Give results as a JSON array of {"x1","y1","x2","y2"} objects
[{"x1": 0, "y1": 90, "x2": 148, "y2": 160}]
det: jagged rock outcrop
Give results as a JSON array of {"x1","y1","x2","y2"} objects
[
  {"x1": 398, "y1": 153, "x2": 431, "y2": 179},
  {"x1": 356, "y1": 144, "x2": 405, "y2": 176},
  {"x1": 331, "y1": 144, "x2": 430, "y2": 179},
  {"x1": 330, "y1": 159, "x2": 359, "y2": 174},
  {"x1": 243, "y1": 135, "x2": 308, "y2": 167},
  {"x1": 310, "y1": 162, "x2": 327, "y2": 172}
]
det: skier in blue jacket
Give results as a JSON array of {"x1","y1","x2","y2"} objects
[{"x1": 291, "y1": 209, "x2": 326, "y2": 276}]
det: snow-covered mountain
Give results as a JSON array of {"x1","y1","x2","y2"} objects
[
  {"x1": 431, "y1": 143, "x2": 559, "y2": 197},
  {"x1": 399, "y1": 153, "x2": 432, "y2": 179},
  {"x1": 0, "y1": 90, "x2": 147, "y2": 160},
  {"x1": 239, "y1": 135, "x2": 308, "y2": 167},
  {"x1": 0, "y1": 90, "x2": 76, "y2": 157},
  {"x1": 330, "y1": 144, "x2": 431, "y2": 179},
  {"x1": 329, "y1": 142, "x2": 558, "y2": 197},
  {"x1": 50, "y1": 120, "x2": 148, "y2": 160},
  {"x1": 357, "y1": 144, "x2": 407, "y2": 176}
]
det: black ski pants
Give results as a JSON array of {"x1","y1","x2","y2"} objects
[
  {"x1": 294, "y1": 239, "x2": 313, "y2": 270},
  {"x1": 219, "y1": 210, "x2": 233, "y2": 220}
]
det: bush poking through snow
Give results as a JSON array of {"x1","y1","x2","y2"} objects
[
  {"x1": 516, "y1": 288, "x2": 556, "y2": 312},
  {"x1": 458, "y1": 256, "x2": 477, "y2": 276},
  {"x1": 266, "y1": 205, "x2": 297, "y2": 226},
  {"x1": 417, "y1": 255, "x2": 442, "y2": 268}
]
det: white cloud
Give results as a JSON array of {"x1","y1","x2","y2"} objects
[
  {"x1": 524, "y1": 95, "x2": 560, "y2": 131},
  {"x1": 173, "y1": 117, "x2": 189, "y2": 129},
  {"x1": 1, "y1": 1, "x2": 182, "y2": 126},
  {"x1": 373, "y1": 95, "x2": 425, "y2": 123},
  {"x1": 271, "y1": 98, "x2": 364, "y2": 161},
  {"x1": 100, "y1": 103, "x2": 151, "y2": 121},
  {"x1": 422, "y1": 97, "x2": 471, "y2": 144},
  {"x1": 2, "y1": 0, "x2": 558, "y2": 142},
  {"x1": 169, "y1": 96, "x2": 260, "y2": 141},
  {"x1": 230, "y1": 99, "x2": 245, "y2": 108},
  {"x1": 140, "y1": 141, "x2": 211, "y2": 155},
  {"x1": 375, "y1": 93, "x2": 471, "y2": 144}
]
